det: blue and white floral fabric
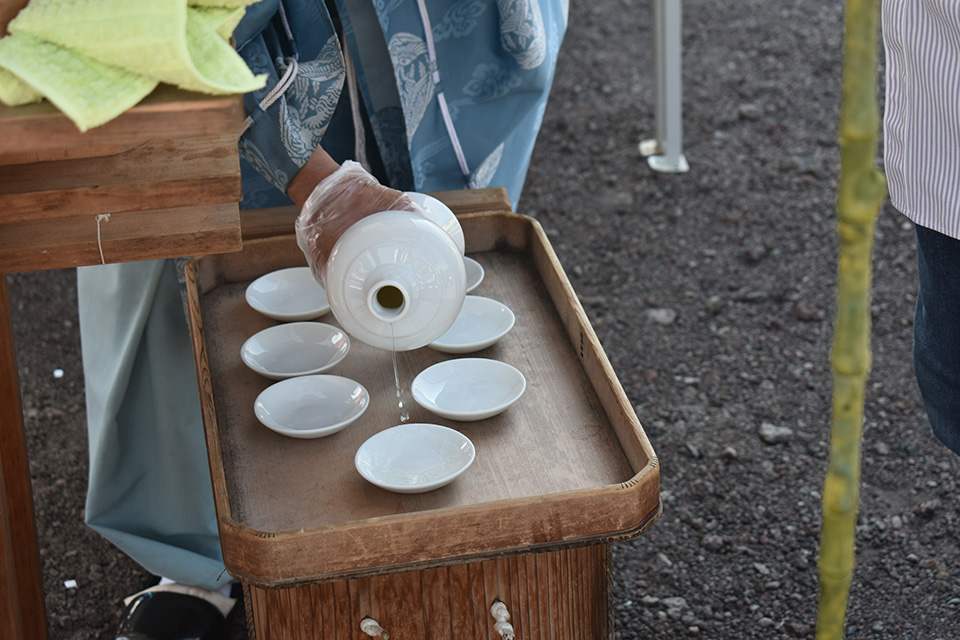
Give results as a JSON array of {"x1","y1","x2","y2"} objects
[{"x1": 236, "y1": 0, "x2": 567, "y2": 208}]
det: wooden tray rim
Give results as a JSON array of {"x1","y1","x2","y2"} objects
[{"x1": 186, "y1": 209, "x2": 661, "y2": 586}]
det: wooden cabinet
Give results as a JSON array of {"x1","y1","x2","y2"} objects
[
  {"x1": 245, "y1": 546, "x2": 611, "y2": 640},
  {"x1": 186, "y1": 198, "x2": 661, "y2": 639}
]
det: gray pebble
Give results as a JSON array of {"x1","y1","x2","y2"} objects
[
  {"x1": 646, "y1": 308, "x2": 678, "y2": 325},
  {"x1": 739, "y1": 103, "x2": 763, "y2": 120},
  {"x1": 702, "y1": 534, "x2": 725, "y2": 551},
  {"x1": 759, "y1": 422, "x2": 794, "y2": 444},
  {"x1": 662, "y1": 596, "x2": 689, "y2": 610}
]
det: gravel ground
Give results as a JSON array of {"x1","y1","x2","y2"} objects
[{"x1": 8, "y1": 0, "x2": 960, "y2": 638}]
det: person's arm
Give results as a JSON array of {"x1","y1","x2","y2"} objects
[
  {"x1": 293, "y1": 159, "x2": 420, "y2": 278},
  {"x1": 235, "y1": 3, "x2": 344, "y2": 200},
  {"x1": 287, "y1": 147, "x2": 340, "y2": 209}
]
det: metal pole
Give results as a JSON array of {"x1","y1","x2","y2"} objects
[{"x1": 639, "y1": 0, "x2": 689, "y2": 173}]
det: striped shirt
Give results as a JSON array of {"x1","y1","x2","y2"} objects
[{"x1": 882, "y1": 0, "x2": 960, "y2": 239}]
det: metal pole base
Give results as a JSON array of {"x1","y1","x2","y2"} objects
[
  {"x1": 641, "y1": 0, "x2": 688, "y2": 175},
  {"x1": 639, "y1": 140, "x2": 690, "y2": 173}
]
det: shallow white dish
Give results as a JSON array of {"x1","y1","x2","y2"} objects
[
  {"x1": 405, "y1": 191, "x2": 466, "y2": 255},
  {"x1": 245, "y1": 267, "x2": 330, "y2": 321},
  {"x1": 412, "y1": 358, "x2": 526, "y2": 421},
  {"x1": 429, "y1": 296, "x2": 515, "y2": 354},
  {"x1": 355, "y1": 423, "x2": 475, "y2": 493},
  {"x1": 464, "y1": 256, "x2": 484, "y2": 293},
  {"x1": 241, "y1": 322, "x2": 350, "y2": 380},
  {"x1": 255, "y1": 375, "x2": 369, "y2": 438}
]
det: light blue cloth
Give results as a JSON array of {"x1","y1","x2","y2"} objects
[
  {"x1": 78, "y1": 0, "x2": 566, "y2": 589},
  {"x1": 79, "y1": 260, "x2": 226, "y2": 588}
]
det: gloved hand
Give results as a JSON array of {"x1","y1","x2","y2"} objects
[{"x1": 295, "y1": 160, "x2": 422, "y2": 286}]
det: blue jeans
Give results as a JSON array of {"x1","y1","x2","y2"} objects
[{"x1": 914, "y1": 224, "x2": 960, "y2": 456}]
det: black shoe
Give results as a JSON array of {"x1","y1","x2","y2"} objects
[{"x1": 116, "y1": 590, "x2": 227, "y2": 640}]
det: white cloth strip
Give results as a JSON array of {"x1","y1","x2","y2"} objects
[
  {"x1": 415, "y1": 0, "x2": 440, "y2": 68},
  {"x1": 437, "y1": 91, "x2": 472, "y2": 180},
  {"x1": 414, "y1": 0, "x2": 473, "y2": 183},
  {"x1": 241, "y1": 57, "x2": 299, "y2": 135},
  {"x1": 95, "y1": 213, "x2": 110, "y2": 265},
  {"x1": 277, "y1": 2, "x2": 296, "y2": 45},
  {"x1": 343, "y1": 44, "x2": 370, "y2": 172}
]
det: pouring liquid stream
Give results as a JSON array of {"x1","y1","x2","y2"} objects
[{"x1": 391, "y1": 324, "x2": 410, "y2": 424}]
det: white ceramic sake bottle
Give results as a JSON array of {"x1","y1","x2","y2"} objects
[{"x1": 321, "y1": 194, "x2": 466, "y2": 351}]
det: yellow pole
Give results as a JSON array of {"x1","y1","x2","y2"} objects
[{"x1": 816, "y1": 0, "x2": 887, "y2": 638}]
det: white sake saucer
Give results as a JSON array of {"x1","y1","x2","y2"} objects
[
  {"x1": 241, "y1": 322, "x2": 350, "y2": 380},
  {"x1": 411, "y1": 358, "x2": 526, "y2": 421},
  {"x1": 355, "y1": 423, "x2": 475, "y2": 493},
  {"x1": 255, "y1": 375, "x2": 369, "y2": 438},
  {"x1": 429, "y1": 296, "x2": 515, "y2": 354},
  {"x1": 464, "y1": 256, "x2": 484, "y2": 293},
  {"x1": 245, "y1": 267, "x2": 330, "y2": 321},
  {"x1": 405, "y1": 192, "x2": 466, "y2": 255}
]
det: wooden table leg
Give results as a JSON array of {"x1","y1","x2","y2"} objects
[{"x1": 0, "y1": 274, "x2": 48, "y2": 640}]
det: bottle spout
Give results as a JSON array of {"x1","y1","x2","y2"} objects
[
  {"x1": 367, "y1": 281, "x2": 410, "y2": 323},
  {"x1": 323, "y1": 210, "x2": 466, "y2": 350}
]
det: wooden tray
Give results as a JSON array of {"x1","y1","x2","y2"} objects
[{"x1": 185, "y1": 209, "x2": 660, "y2": 588}]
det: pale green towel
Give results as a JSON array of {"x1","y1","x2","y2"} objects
[
  {"x1": 195, "y1": 6, "x2": 249, "y2": 41},
  {"x1": 190, "y1": 0, "x2": 255, "y2": 7},
  {"x1": 0, "y1": 32, "x2": 156, "y2": 130},
  {"x1": 0, "y1": 0, "x2": 265, "y2": 131},
  {"x1": 0, "y1": 66, "x2": 43, "y2": 105}
]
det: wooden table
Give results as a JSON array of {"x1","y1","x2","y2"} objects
[{"x1": 0, "y1": 67, "x2": 247, "y2": 637}]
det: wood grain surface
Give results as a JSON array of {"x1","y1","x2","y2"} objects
[
  {"x1": 0, "y1": 135, "x2": 241, "y2": 223},
  {"x1": 0, "y1": 277, "x2": 47, "y2": 640},
  {"x1": 0, "y1": 202, "x2": 242, "y2": 272},
  {"x1": 0, "y1": 87, "x2": 245, "y2": 166},
  {"x1": 245, "y1": 546, "x2": 612, "y2": 640}
]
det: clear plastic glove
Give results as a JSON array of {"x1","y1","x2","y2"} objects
[{"x1": 295, "y1": 160, "x2": 423, "y2": 286}]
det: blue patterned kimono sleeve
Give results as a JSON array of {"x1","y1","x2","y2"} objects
[{"x1": 235, "y1": 0, "x2": 346, "y2": 195}]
